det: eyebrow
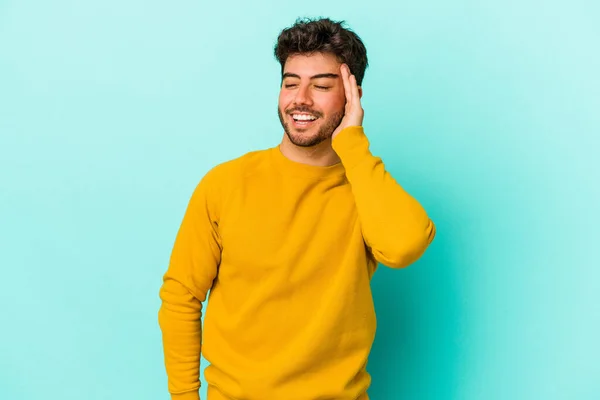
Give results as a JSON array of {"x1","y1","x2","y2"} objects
[{"x1": 282, "y1": 72, "x2": 339, "y2": 80}]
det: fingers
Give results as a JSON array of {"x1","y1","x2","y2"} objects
[
  {"x1": 341, "y1": 64, "x2": 353, "y2": 105},
  {"x1": 351, "y1": 74, "x2": 360, "y2": 102},
  {"x1": 341, "y1": 64, "x2": 360, "y2": 105}
]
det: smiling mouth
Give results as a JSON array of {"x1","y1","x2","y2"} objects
[{"x1": 290, "y1": 113, "x2": 319, "y2": 128}]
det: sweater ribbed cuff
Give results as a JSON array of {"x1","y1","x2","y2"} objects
[{"x1": 172, "y1": 391, "x2": 200, "y2": 400}]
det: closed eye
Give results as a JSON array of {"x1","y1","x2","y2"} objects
[{"x1": 283, "y1": 84, "x2": 330, "y2": 90}]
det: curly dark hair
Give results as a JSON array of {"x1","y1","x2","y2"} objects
[{"x1": 274, "y1": 17, "x2": 368, "y2": 86}]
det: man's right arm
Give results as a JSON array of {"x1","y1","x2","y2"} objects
[{"x1": 158, "y1": 169, "x2": 222, "y2": 399}]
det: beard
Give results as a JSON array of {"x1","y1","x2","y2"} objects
[{"x1": 277, "y1": 106, "x2": 344, "y2": 148}]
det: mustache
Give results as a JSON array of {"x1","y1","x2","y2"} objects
[{"x1": 286, "y1": 107, "x2": 323, "y2": 118}]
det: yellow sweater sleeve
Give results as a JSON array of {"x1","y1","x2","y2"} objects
[
  {"x1": 332, "y1": 126, "x2": 436, "y2": 268},
  {"x1": 158, "y1": 166, "x2": 223, "y2": 400}
]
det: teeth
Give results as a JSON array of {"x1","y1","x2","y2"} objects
[{"x1": 292, "y1": 114, "x2": 317, "y2": 121}]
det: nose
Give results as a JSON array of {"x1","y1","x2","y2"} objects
[{"x1": 293, "y1": 84, "x2": 313, "y2": 106}]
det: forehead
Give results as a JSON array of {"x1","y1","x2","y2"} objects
[{"x1": 283, "y1": 52, "x2": 341, "y2": 76}]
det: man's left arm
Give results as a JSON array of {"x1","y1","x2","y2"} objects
[
  {"x1": 331, "y1": 64, "x2": 435, "y2": 269},
  {"x1": 332, "y1": 125, "x2": 436, "y2": 268}
]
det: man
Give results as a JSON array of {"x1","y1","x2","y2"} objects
[{"x1": 158, "y1": 17, "x2": 436, "y2": 400}]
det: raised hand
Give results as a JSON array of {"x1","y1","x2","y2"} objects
[{"x1": 332, "y1": 63, "x2": 364, "y2": 140}]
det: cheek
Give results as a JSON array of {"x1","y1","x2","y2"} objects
[
  {"x1": 278, "y1": 91, "x2": 292, "y2": 109},
  {"x1": 321, "y1": 93, "x2": 346, "y2": 115},
  {"x1": 336, "y1": 88, "x2": 348, "y2": 109}
]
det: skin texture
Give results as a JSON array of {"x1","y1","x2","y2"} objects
[{"x1": 278, "y1": 52, "x2": 364, "y2": 167}]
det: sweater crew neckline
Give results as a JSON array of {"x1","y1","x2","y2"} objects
[{"x1": 270, "y1": 144, "x2": 346, "y2": 180}]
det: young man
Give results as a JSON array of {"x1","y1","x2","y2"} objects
[{"x1": 158, "y1": 17, "x2": 436, "y2": 400}]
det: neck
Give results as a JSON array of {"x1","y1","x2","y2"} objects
[{"x1": 279, "y1": 134, "x2": 341, "y2": 167}]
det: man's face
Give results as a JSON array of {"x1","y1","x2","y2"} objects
[{"x1": 277, "y1": 52, "x2": 346, "y2": 147}]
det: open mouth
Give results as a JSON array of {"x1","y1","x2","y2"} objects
[{"x1": 290, "y1": 113, "x2": 318, "y2": 128}]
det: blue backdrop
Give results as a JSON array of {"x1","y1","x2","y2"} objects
[{"x1": 1, "y1": 1, "x2": 598, "y2": 399}]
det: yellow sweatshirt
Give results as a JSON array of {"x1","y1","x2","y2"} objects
[{"x1": 158, "y1": 126, "x2": 436, "y2": 400}]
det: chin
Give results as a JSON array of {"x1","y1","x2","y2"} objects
[{"x1": 286, "y1": 130, "x2": 329, "y2": 148}]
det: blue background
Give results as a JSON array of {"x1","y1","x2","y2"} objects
[{"x1": 1, "y1": 1, "x2": 598, "y2": 399}]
